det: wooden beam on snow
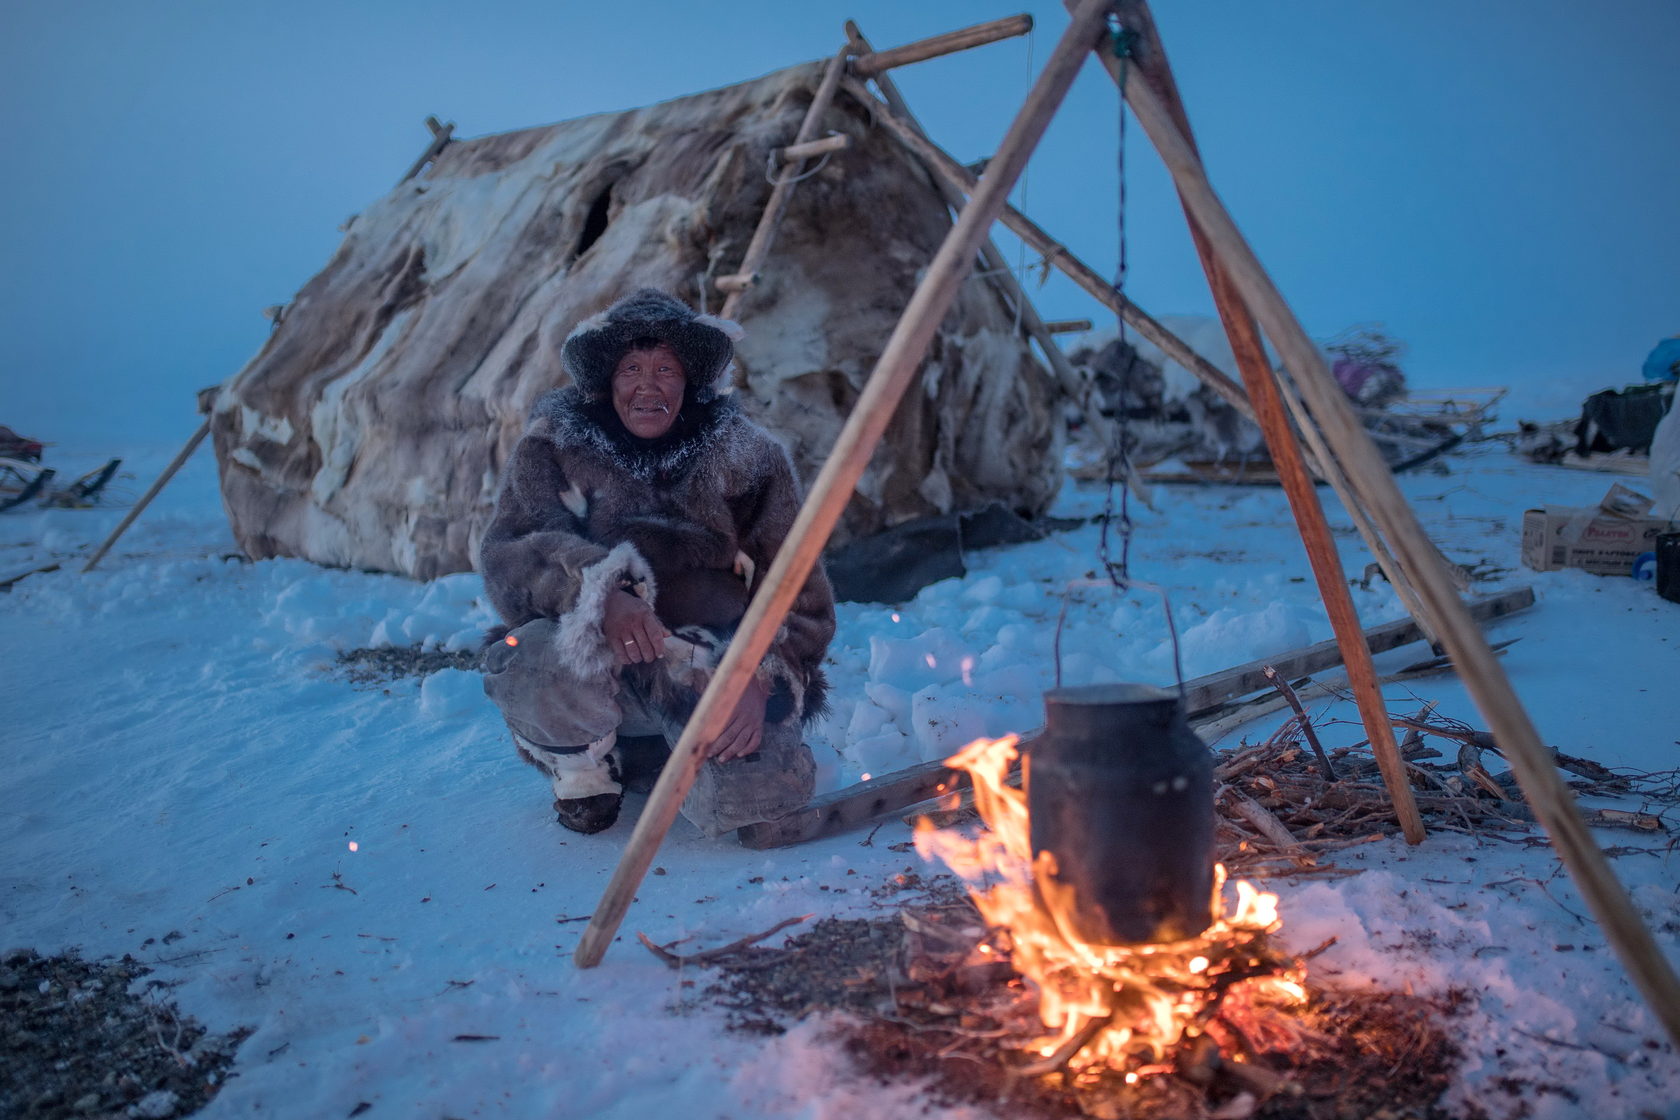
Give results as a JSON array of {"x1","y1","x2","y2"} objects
[
  {"x1": 737, "y1": 586, "x2": 1535, "y2": 849},
  {"x1": 850, "y1": 14, "x2": 1034, "y2": 77}
]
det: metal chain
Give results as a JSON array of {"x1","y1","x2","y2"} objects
[
  {"x1": 1098, "y1": 16, "x2": 1137, "y2": 591},
  {"x1": 1095, "y1": 17, "x2": 1187, "y2": 696}
]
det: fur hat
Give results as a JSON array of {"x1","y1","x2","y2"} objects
[{"x1": 560, "y1": 288, "x2": 742, "y2": 405}]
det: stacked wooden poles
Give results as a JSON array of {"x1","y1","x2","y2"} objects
[
  {"x1": 1088, "y1": 11, "x2": 1425, "y2": 843},
  {"x1": 1103, "y1": 0, "x2": 1680, "y2": 1044},
  {"x1": 572, "y1": 0, "x2": 1118, "y2": 969}
]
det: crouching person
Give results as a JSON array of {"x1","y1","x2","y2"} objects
[{"x1": 477, "y1": 288, "x2": 835, "y2": 838}]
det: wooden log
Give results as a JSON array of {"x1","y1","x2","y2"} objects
[
  {"x1": 1094, "y1": 5, "x2": 1422, "y2": 845},
  {"x1": 778, "y1": 133, "x2": 849, "y2": 162},
  {"x1": 850, "y1": 14, "x2": 1033, "y2": 77},
  {"x1": 716, "y1": 47, "x2": 853, "y2": 321},
  {"x1": 82, "y1": 419, "x2": 210, "y2": 573},
  {"x1": 1042, "y1": 319, "x2": 1093, "y2": 334},
  {"x1": 738, "y1": 588, "x2": 1534, "y2": 849},
  {"x1": 842, "y1": 77, "x2": 1255, "y2": 423},
  {"x1": 572, "y1": 0, "x2": 1117, "y2": 969},
  {"x1": 1107, "y1": 0, "x2": 1680, "y2": 1046}
]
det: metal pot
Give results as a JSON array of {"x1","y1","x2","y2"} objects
[{"x1": 1027, "y1": 682, "x2": 1214, "y2": 945}]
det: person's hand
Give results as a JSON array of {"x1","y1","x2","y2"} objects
[
  {"x1": 709, "y1": 675, "x2": 769, "y2": 762},
  {"x1": 603, "y1": 589, "x2": 668, "y2": 666}
]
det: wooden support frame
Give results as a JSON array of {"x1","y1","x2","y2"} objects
[
  {"x1": 573, "y1": 0, "x2": 1118, "y2": 969},
  {"x1": 715, "y1": 47, "x2": 854, "y2": 321},
  {"x1": 843, "y1": 20, "x2": 1150, "y2": 503},
  {"x1": 1102, "y1": 0, "x2": 1680, "y2": 1045}
]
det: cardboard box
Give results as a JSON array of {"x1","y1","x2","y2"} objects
[{"x1": 1521, "y1": 483, "x2": 1675, "y2": 576}]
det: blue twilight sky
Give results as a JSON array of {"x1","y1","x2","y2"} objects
[{"x1": 3, "y1": 1, "x2": 1676, "y2": 445}]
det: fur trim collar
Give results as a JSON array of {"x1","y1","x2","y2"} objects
[{"x1": 536, "y1": 386, "x2": 740, "y2": 483}]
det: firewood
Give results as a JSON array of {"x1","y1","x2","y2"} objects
[{"x1": 635, "y1": 914, "x2": 812, "y2": 969}]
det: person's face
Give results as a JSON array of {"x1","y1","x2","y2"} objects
[{"x1": 611, "y1": 344, "x2": 686, "y2": 440}]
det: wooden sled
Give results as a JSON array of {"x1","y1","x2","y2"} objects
[{"x1": 0, "y1": 459, "x2": 54, "y2": 512}]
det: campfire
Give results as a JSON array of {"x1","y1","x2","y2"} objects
[{"x1": 915, "y1": 700, "x2": 1309, "y2": 1090}]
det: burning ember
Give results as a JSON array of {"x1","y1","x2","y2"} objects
[{"x1": 916, "y1": 733, "x2": 1308, "y2": 1083}]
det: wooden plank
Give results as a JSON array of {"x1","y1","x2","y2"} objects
[
  {"x1": 571, "y1": 0, "x2": 1116, "y2": 969},
  {"x1": 737, "y1": 587, "x2": 1535, "y2": 849},
  {"x1": 850, "y1": 14, "x2": 1033, "y2": 77}
]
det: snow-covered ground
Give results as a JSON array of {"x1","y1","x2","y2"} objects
[{"x1": 3, "y1": 433, "x2": 1677, "y2": 1118}]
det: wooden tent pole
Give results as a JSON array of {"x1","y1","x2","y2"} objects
[
  {"x1": 1108, "y1": 0, "x2": 1680, "y2": 1044},
  {"x1": 573, "y1": 0, "x2": 1115, "y2": 969},
  {"x1": 716, "y1": 47, "x2": 854, "y2": 320},
  {"x1": 82, "y1": 419, "x2": 210, "y2": 573},
  {"x1": 843, "y1": 20, "x2": 1147, "y2": 501},
  {"x1": 1089, "y1": 5, "x2": 1425, "y2": 842},
  {"x1": 850, "y1": 14, "x2": 1034, "y2": 77}
]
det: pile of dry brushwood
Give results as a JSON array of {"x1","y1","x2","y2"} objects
[
  {"x1": 1212, "y1": 697, "x2": 1671, "y2": 882},
  {"x1": 644, "y1": 893, "x2": 1461, "y2": 1120}
]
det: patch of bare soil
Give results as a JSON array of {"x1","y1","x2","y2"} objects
[
  {"x1": 333, "y1": 644, "x2": 479, "y2": 687},
  {"x1": 695, "y1": 887, "x2": 1468, "y2": 1120},
  {"x1": 0, "y1": 949, "x2": 249, "y2": 1119}
]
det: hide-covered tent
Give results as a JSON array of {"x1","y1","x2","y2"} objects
[{"x1": 208, "y1": 61, "x2": 1062, "y2": 579}]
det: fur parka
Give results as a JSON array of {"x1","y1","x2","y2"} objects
[{"x1": 478, "y1": 290, "x2": 834, "y2": 722}]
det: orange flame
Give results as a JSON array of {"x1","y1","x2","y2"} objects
[{"x1": 916, "y1": 735, "x2": 1305, "y2": 1077}]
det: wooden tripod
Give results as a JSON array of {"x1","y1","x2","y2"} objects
[{"x1": 570, "y1": 1, "x2": 1680, "y2": 1054}]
